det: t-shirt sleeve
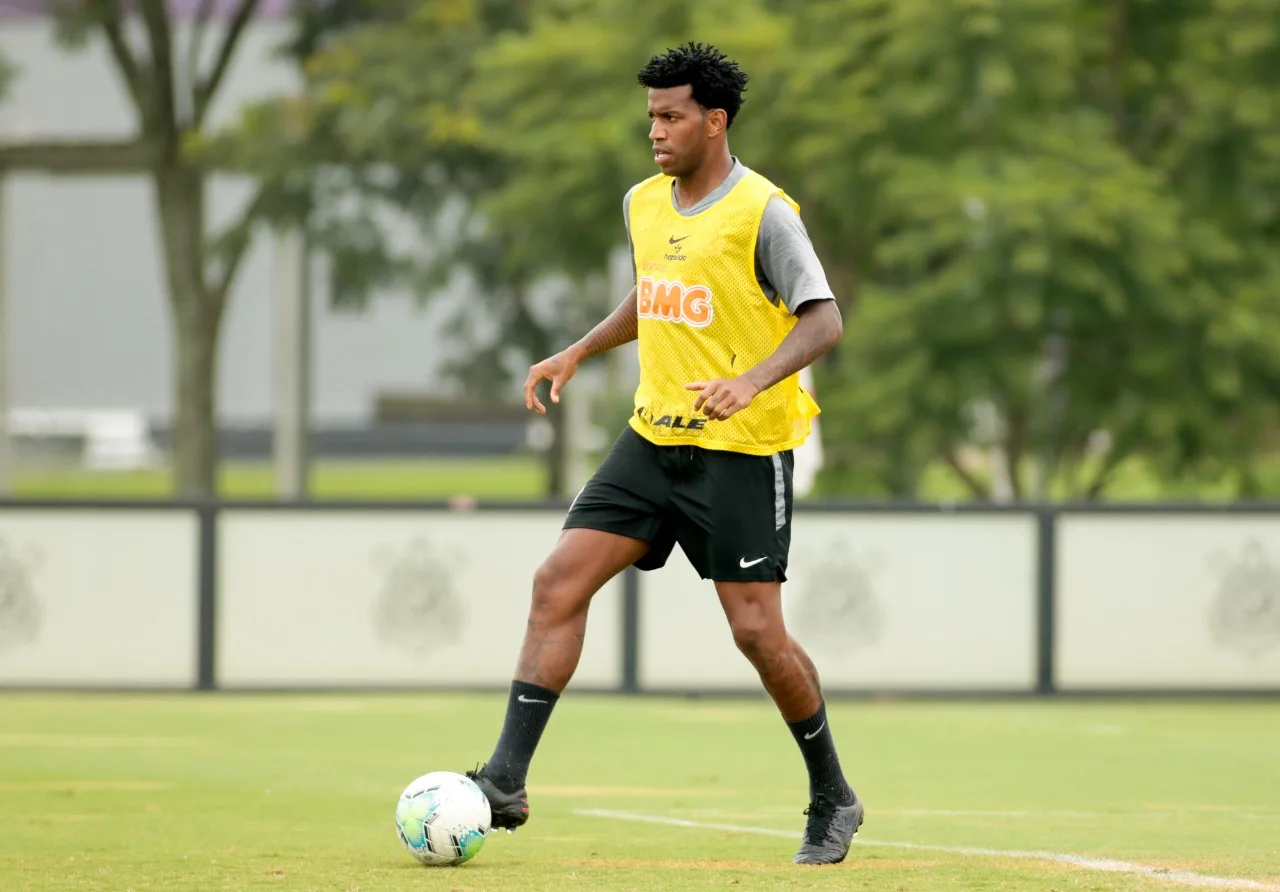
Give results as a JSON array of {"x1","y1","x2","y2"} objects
[
  {"x1": 755, "y1": 195, "x2": 836, "y2": 314},
  {"x1": 623, "y1": 184, "x2": 638, "y2": 285}
]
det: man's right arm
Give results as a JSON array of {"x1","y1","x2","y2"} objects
[
  {"x1": 523, "y1": 186, "x2": 641, "y2": 413},
  {"x1": 524, "y1": 286, "x2": 637, "y2": 414},
  {"x1": 569, "y1": 183, "x2": 641, "y2": 362},
  {"x1": 567, "y1": 287, "x2": 638, "y2": 362}
]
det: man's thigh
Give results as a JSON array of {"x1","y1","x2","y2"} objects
[
  {"x1": 671, "y1": 447, "x2": 794, "y2": 582},
  {"x1": 562, "y1": 426, "x2": 679, "y2": 571}
]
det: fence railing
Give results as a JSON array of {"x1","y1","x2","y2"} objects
[{"x1": 1, "y1": 499, "x2": 1278, "y2": 695}]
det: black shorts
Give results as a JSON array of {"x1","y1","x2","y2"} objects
[{"x1": 562, "y1": 425, "x2": 794, "y2": 582}]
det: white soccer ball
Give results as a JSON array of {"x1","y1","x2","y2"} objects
[{"x1": 394, "y1": 771, "x2": 492, "y2": 866}]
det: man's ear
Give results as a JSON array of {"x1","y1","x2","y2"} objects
[{"x1": 705, "y1": 107, "x2": 728, "y2": 137}]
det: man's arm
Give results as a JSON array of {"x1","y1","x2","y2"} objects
[
  {"x1": 744, "y1": 195, "x2": 843, "y2": 389},
  {"x1": 689, "y1": 300, "x2": 841, "y2": 419},
  {"x1": 568, "y1": 286, "x2": 638, "y2": 362},
  {"x1": 525, "y1": 187, "x2": 641, "y2": 414},
  {"x1": 688, "y1": 196, "x2": 844, "y2": 419},
  {"x1": 524, "y1": 286, "x2": 637, "y2": 414},
  {"x1": 740, "y1": 298, "x2": 842, "y2": 393},
  {"x1": 578, "y1": 184, "x2": 642, "y2": 360}
]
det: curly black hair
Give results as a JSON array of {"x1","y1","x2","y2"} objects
[{"x1": 636, "y1": 42, "x2": 749, "y2": 128}]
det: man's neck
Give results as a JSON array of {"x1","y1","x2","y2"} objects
[{"x1": 673, "y1": 150, "x2": 735, "y2": 209}]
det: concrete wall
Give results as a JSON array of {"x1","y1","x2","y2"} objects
[{"x1": 3, "y1": 503, "x2": 1278, "y2": 694}]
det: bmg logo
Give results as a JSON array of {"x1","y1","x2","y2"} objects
[{"x1": 637, "y1": 276, "x2": 713, "y2": 328}]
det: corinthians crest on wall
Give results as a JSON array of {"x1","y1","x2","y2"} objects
[
  {"x1": 792, "y1": 542, "x2": 885, "y2": 658},
  {"x1": 1207, "y1": 540, "x2": 1280, "y2": 659},
  {"x1": 0, "y1": 537, "x2": 42, "y2": 656},
  {"x1": 372, "y1": 537, "x2": 465, "y2": 656}
]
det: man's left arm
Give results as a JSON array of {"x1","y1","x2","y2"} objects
[
  {"x1": 688, "y1": 197, "x2": 843, "y2": 420},
  {"x1": 739, "y1": 299, "x2": 842, "y2": 395}
]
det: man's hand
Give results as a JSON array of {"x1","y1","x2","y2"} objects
[
  {"x1": 524, "y1": 348, "x2": 583, "y2": 415},
  {"x1": 686, "y1": 377, "x2": 761, "y2": 421}
]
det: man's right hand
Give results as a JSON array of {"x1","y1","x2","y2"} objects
[{"x1": 524, "y1": 348, "x2": 583, "y2": 415}]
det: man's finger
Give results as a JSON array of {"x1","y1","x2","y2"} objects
[
  {"x1": 523, "y1": 371, "x2": 538, "y2": 411},
  {"x1": 685, "y1": 381, "x2": 708, "y2": 391},
  {"x1": 550, "y1": 373, "x2": 567, "y2": 404},
  {"x1": 698, "y1": 385, "x2": 726, "y2": 414},
  {"x1": 525, "y1": 367, "x2": 548, "y2": 414},
  {"x1": 716, "y1": 390, "x2": 745, "y2": 420}
]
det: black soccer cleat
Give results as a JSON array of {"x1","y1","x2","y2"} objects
[
  {"x1": 466, "y1": 764, "x2": 530, "y2": 831},
  {"x1": 793, "y1": 792, "x2": 864, "y2": 865}
]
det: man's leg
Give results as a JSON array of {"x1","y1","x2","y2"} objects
[
  {"x1": 715, "y1": 580, "x2": 862, "y2": 864},
  {"x1": 470, "y1": 527, "x2": 649, "y2": 828},
  {"x1": 676, "y1": 446, "x2": 861, "y2": 864},
  {"x1": 470, "y1": 426, "x2": 674, "y2": 830},
  {"x1": 715, "y1": 580, "x2": 853, "y2": 792},
  {"x1": 515, "y1": 526, "x2": 650, "y2": 692}
]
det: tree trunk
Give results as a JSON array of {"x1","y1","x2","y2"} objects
[
  {"x1": 153, "y1": 163, "x2": 223, "y2": 497},
  {"x1": 1002, "y1": 402, "x2": 1027, "y2": 501},
  {"x1": 171, "y1": 306, "x2": 220, "y2": 497},
  {"x1": 545, "y1": 403, "x2": 567, "y2": 499}
]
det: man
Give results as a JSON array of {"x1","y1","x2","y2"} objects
[{"x1": 466, "y1": 42, "x2": 863, "y2": 866}]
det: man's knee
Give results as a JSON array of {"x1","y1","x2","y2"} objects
[
  {"x1": 719, "y1": 582, "x2": 786, "y2": 653},
  {"x1": 728, "y1": 607, "x2": 787, "y2": 662},
  {"x1": 530, "y1": 555, "x2": 584, "y2": 623},
  {"x1": 529, "y1": 529, "x2": 643, "y2": 623}
]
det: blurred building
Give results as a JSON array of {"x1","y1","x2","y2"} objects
[{"x1": 0, "y1": 6, "x2": 462, "y2": 432}]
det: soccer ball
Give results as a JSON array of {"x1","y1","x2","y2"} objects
[{"x1": 394, "y1": 771, "x2": 492, "y2": 866}]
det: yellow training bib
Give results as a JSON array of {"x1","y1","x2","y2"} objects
[{"x1": 626, "y1": 169, "x2": 819, "y2": 455}]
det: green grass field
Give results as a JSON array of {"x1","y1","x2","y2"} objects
[
  {"x1": 11, "y1": 454, "x2": 1267, "y2": 503},
  {"x1": 2, "y1": 693, "x2": 1278, "y2": 891},
  {"x1": 12, "y1": 458, "x2": 549, "y2": 501}
]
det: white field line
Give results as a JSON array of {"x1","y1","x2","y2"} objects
[
  {"x1": 679, "y1": 806, "x2": 1280, "y2": 821},
  {"x1": 575, "y1": 808, "x2": 1280, "y2": 892},
  {"x1": 886, "y1": 809, "x2": 1280, "y2": 822}
]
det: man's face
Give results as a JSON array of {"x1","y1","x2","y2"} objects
[{"x1": 647, "y1": 85, "x2": 709, "y2": 178}]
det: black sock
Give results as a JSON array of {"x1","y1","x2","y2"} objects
[
  {"x1": 484, "y1": 681, "x2": 560, "y2": 787},
  {"x1": 787, "y1": 701, "x2": 855, "y2": 804}
]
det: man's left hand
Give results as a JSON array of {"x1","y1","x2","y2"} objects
[{"x1": 686, "y1": 377, "x2": 761, "y2": 421}]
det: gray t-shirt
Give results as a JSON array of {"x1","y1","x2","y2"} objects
[{"x1": 622, "y1": 158, "x2": 836, "y2": 314}]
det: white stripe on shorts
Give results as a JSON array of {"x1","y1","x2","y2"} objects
[{"x1": 771, "y1": 453, "x2": 786, "y2": 530}]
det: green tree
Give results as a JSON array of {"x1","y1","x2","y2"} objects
[
  {"x1": 1137, "y1": 0, "x2": 1280, "y2": 494},
  {"x1": 780, "y1": 0, "x2": 1280, "y2": 500},
  {"x1": 217, "y1": 0, "x2": 1280, "y2": 502},
  {"x1": 0, "y1": 1, "x2": 277, "y2": 496},
  {"x1": 209, "y1": 0, "x2": 606, "y2": 491}
]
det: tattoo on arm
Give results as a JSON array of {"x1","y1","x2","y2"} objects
[
  {"x1": 741, "y1": 300, "x2": 843, "y2": 394},
  {"x1": 573, "y1": 287, "x2": 638, "y2": 360}
]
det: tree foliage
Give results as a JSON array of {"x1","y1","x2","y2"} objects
[
  {"x1": 219, "y1": 0, "x2": 1280, "y2": 501},
  {"x1": 781, "y1": 0, "x2": 1280, "y2": 499}
]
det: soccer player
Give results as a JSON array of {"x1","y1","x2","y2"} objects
[{"x1": 467, "y1": 42, "x2": 863, "y2": 865}]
